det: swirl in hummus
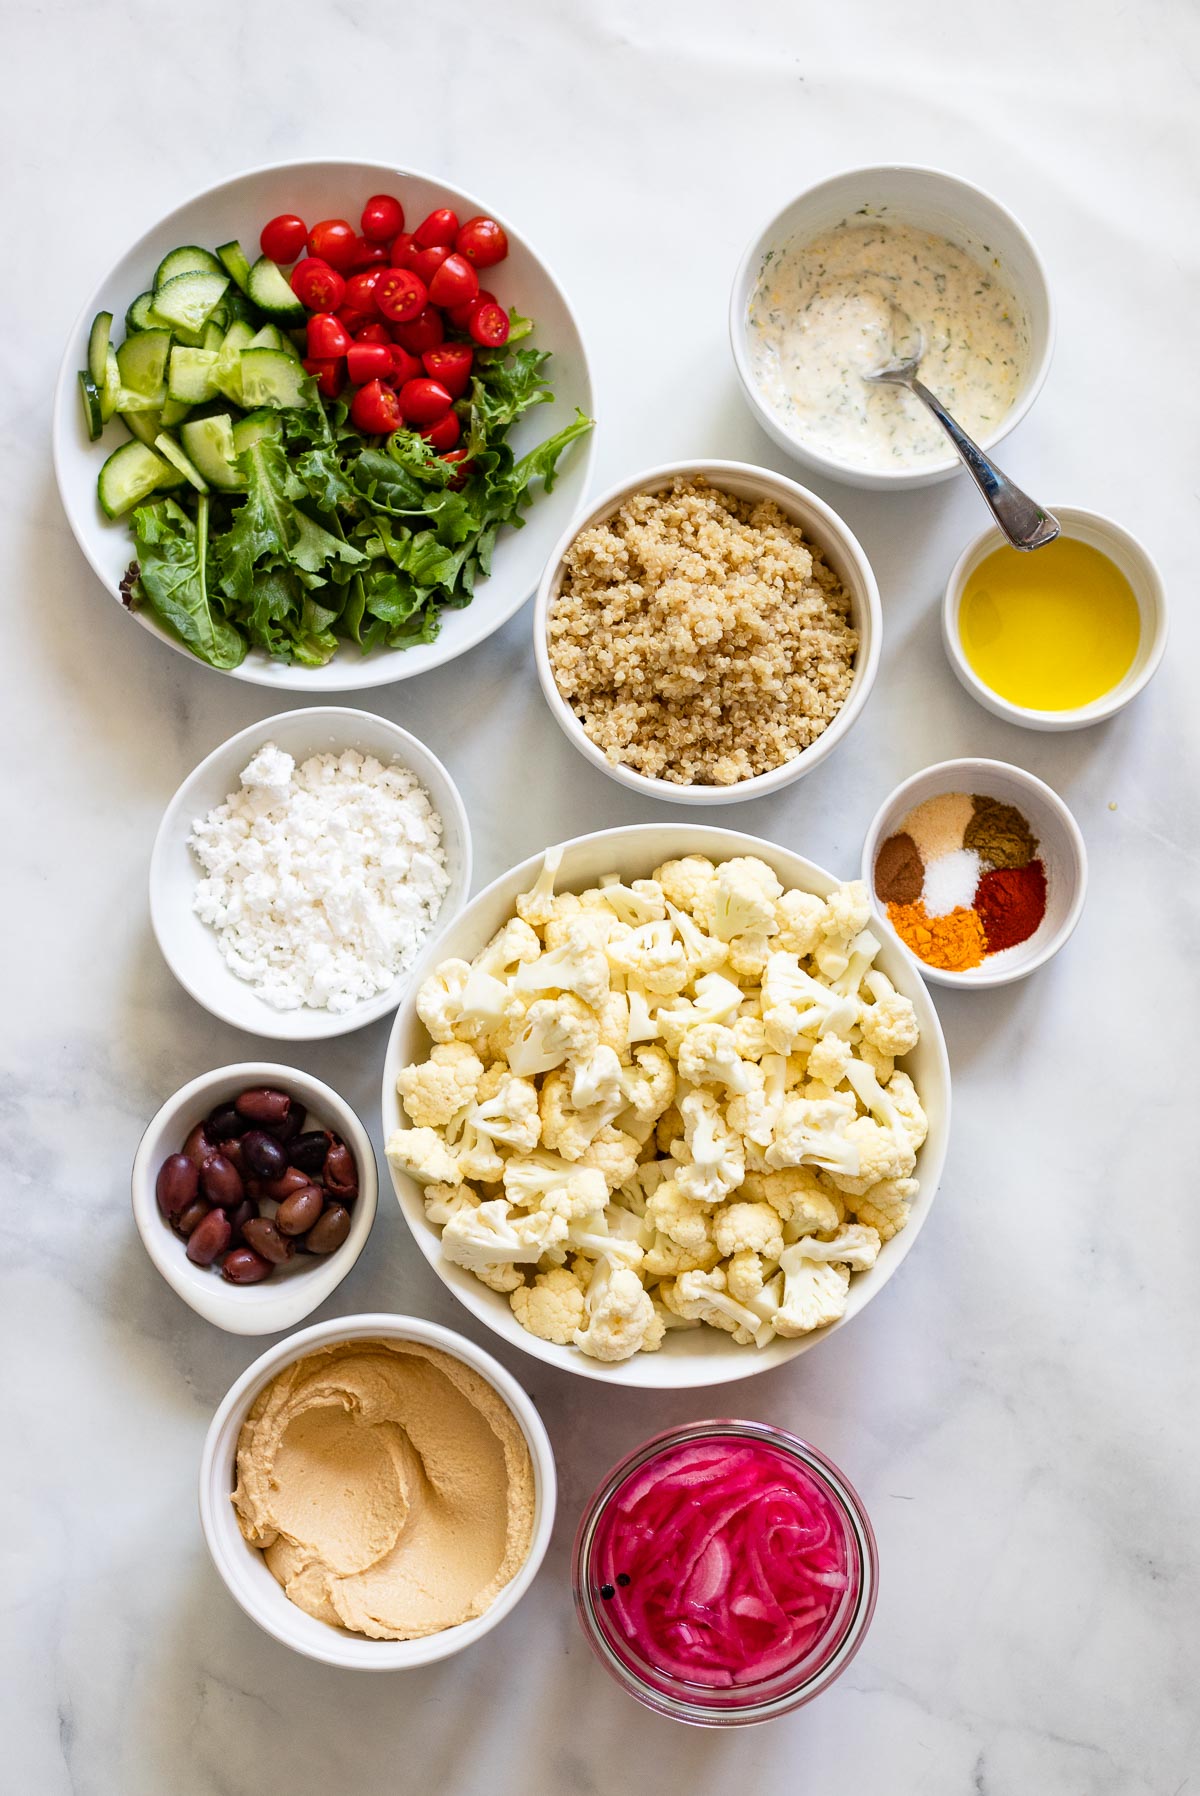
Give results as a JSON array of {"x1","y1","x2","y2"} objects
[{"x1": 232, "y1": 1338, "x2": 536, "y2": 1641}]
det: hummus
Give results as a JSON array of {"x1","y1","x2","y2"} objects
[{"x1": 232, "y1": 1338, "x2": 536, "y2": 1641}]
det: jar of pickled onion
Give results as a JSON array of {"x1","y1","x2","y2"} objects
[{"x1": 572, "y1": 1420, "x2": 877, "y2": 1725}]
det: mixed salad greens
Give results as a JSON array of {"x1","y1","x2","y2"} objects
[{"x1": 79, "y1": 205, "x2": 591, "y2": 669}]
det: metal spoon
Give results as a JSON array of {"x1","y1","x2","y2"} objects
[{"x1": 863, "y1": 316, "x2": 1059, "y2": 552}]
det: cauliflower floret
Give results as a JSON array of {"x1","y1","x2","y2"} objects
[
  {"x1": 415, "y1": 959, "x2": 472, "y2": 1043},
  {"x1": 826, "y1": 1117, "x2": 914, "y2": 1197},
  {"x1": 396, "y1": 1040, "x2": 485, "y2": 1129},
  {"x1": 619, "y1": 1157, "x2": 672, "y2": 1214},
  {"x1": 589, "y1": 877, "x2": 668, "y2": 926},
  {"x1": 477, "y1": 1263, "x2": 525, "y2": 1294},
  {"x1": 645, "y1": 1179, "x2": 714, "y2": 1256},
  {"x1": 662, "y1": 1267, "x2": 772, "y2": 1346},
  {"x1": 821, "y1": 881, "x2": 872, "y2": 945},
  {"x1": 471, "y1": 1074, "x2": 541, "y2": 1152},
  {"x1": 774, "y1": 888, "x2": 825, "y2": 957},
  {"x1": 454, "y1": 1118, "x2": 506, "y2": 1185},
  {"x1": 676, "y1": 1022, "x2": 755, "y2": 1095},
  {"x1": 596, "y1": 990, "x2": 631, "y2": 1056},
  {"x1": 505, "y1": 994, "x2": 600, "y2": 1078},
  {"x1": 761, "y1": 952, "x2": 859, "y2": 1053},
  {"x1": 422, "y1": 1181, "x2": 479, "y2": 1227},
  {"x1": 544, "y1": 909, "x2": 632, "y2": 954},
  {"x1": 580, "y1": 1126, "x2": 642, "y2": 1193},
  {"x1": 742, "y1": 1166, "x2": 843, "y2": 1236},
  {"x1": 619, "y1": 1043, "x2": 676, "y2": 1124},
  {"x1": 712, "y1": 1201, "x2": 785, "y2": 1260},
  {"x1": 884, "y1": 1069, "x2": 928, "y2": 1150},
  {"x1": 731, "y1": 1015, "x2": 767, "y2": 1061},
  {"x1": 805, "y1": 1034, "x2": 854, "y2": 1090},
  {"x1": 574, "y1": 1260, "x2": 664, "y2": 1361},
  {"x1": 654, "y1": 856, "x2": 719, "y2": 925},
  {"x1": 857, "y1": 1040, "x2": 895, "y2": 1085},
  {"x1": 510, "y1": 1264, "x2": 588, "y2": 1343},
  {"x1": 608, "y1": 921, "x2": 690, "y2": 996},
  {"x1": 832, "y1": 927, "x2": 883, "y2": 997},
  {"x1": 673, "y1": 1090, "x2": 745, "y2": 1206},
  {"x1": 766, "y1": 1093, "x2": 859, "y2": 1176},
  {"x1": 514, "y1": 928, "x2": 610, "y2": 1009},
  {"x1": 711, "y1": 857, "x2": 782, "y2": 942},
  {"x1": 386, "y1": 1126, "x2": 462, "y2": 1188},
  {"x1": 725, "y1": 1250, "x2": 770, "y2": 1302},
  {"x1": 475, "y1": 916, "x2": 542, "y2": 980},
  {"x1": 501, "y1": 1150, "x2": 609, "y2": 1218},
  {"x1": 539, "y1": 1069, "x2": 608, "y2": 1161},
  {"x1": 571, "y1": 1045, "x2": 625, "y2": 1113},
  {"x1": 643, "y1": 1232, "x2": 721, "y2": 1278},
  {"x1": 666, "y1": 903, "x2": 728, "y2": 975},
  {"x1": 626, "y1": 982, "x2": 659, "y2": 1043},
  {"x1": 655, "y1": 1104, "x2": 683, "y2": 1154},
  {"x1": 726, "y1": 1053, "x2": 787, "y2": 1149},
  {"x1": 768, "y1": 1246, "x2": 851, "y2": 1335},
  {"x1": 656, "y1": 973, "x2": 746, "y2": 1053},
  {"x1": 515, "y1": 846, "x2": 564, "y2": 928},
  {"x1": 440, "y1": 1198, "x2": 567, "y2": 1274},
  {"x1": 860, "y1": 971, "x2": 920, "y2": 1059},
  {"x1": 798, "y1": 1224, "x2": 882, "y2": 1270},
  {"x1": 851, "y1": 1177, "x2": 917, "y2": 1241}
]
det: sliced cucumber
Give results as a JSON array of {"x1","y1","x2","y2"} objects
[
  {"x1": 168, "y1": 347, "x2": 219, "y2": 404},
  {"x1": 87, "y1": 312, "x2": 112, "y2": 388},
  {"x1": 154, "y1": 432, "x2": 208, "y2": 493},
  {"x1": 97, "y1": 439, "x2": 182, "y2": 517},
  {"x1": 216, "y1": 240, "x2": 253, "y2": 295},
  {"x1": 170, "y1": 321, "x2": 208, "y2": 349},
  {"x1": 231, "y1": 409, "x2": 281, "y2": 454},
  {"x1": 154, "y1": 245, "x2": 225, "y2": 289},
  {"x1": 125, "y1": 291, "x2": 160, "y2": 334},
  {"x1": 79, "y1": 371, "x2": 104, "y2": 441},
  {"x1": 202, "y1": 320, "x2": 225, "y2": 353},
  {"x1": 160, "y1": 395, "x2": 192, "y2": 427},
  {"x1": 100, "y1": 345, "x2": 121, "y2": 423},
  {"x1": 239, "y1": 347, "x2": 311, "y2": 409},
  {"x1": 213, "y1": 319, "x2": 256, "y2": 405},
  {"x1": 151, "y1": 270, "x2": 230, "y2": 335},
  {"x1": 117, "y1": 329, "x2": 172, "y2": 397},
  {"x1": 222, "y1": 288, "x2": 258, "y2": 328},
  {"x1": 247, "y1": 323, "x2": 288, "y2": 352},
  {"x1": 245, "y1": 256, "x2": 305, "y2": 325},
  {"x1": 120, "y1": 409, "x2": 164, "y2": 448},
  {"x1": 180, "y1": 413, "x2": 244, "y2": 491},
  {"x1": 115, "y1": 384, "x2": 168, "y2": 413}
]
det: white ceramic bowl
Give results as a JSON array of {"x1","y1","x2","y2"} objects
[
  {"x1": 53, "y1": 157, "x2": 595, "y2": 689},
  {"x1": 150, "y1": 706, "x2": 471, "y2": 1041},
  {"x1": 199, "y1": 1313, "x2": 556, "y2": 1666},
  {"x1": 533, "y1": 461, "x2": 881, "y2": 805},
  {"x1": 943, "y1": 507, "x2": 1168, "y2": 730},
  {"x1": 382, "y1": 823, "x2": 950, "y2": 1386},
  {"x1": 730, "y1": 164, "x2": 1054, "y2": 491},
  {"x1": 862, "y1": 758, "x2": 1087, "y2": 988},
  {"x1": 132, "y1": 1062, "x2": 378, "y2": 1335}
]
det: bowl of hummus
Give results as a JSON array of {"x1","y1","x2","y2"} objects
[{"x1": 199, "y1": 1315, "x2": 556, "y2": 1666}]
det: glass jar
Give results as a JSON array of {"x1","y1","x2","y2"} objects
[{"x1": 572, "y1": 1419, "x2": 877, "y2": 1726}]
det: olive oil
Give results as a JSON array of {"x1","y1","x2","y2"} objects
[{"x1": 958, "y1": 537, "x2": 1140, "y2": 711}]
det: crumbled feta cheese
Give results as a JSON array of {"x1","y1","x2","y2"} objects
[{"x1": 190, "y1": 745, "x2": 451, "y2": 1013}]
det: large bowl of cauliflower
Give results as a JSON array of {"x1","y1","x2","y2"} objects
[{"x1": 381, "y1": 825, "x2": 950, "y2": 1388}]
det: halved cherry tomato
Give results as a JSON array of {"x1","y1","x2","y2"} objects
[
  {"x1": 303, "y1": 357, "x2": 345, "y2": 400},
  {"x1": 307, "y1": 313, "x2": 352, "y2": 358},
  {"x1": 414, "y1": 207, "x2": 460, "y2": 248},
  {"x1": 422, "y1": 411, "x2": 461, "y2": 451},
  {"x1": 346, "y1": 341, "x2": 396, "y2": 385},
  {"x1": 398, "y1": 377, "x2": 453, "y2": 426},
  {"x1": 347, "y1": 235, "x2": 389, "y2": 272},
  {"x1": 291, "y1": 257, "x2": 346, "y2": 312},
  {"x1": 376, "y1": 267, "x2": 427, "y2": 323},
  {"x1": 336, "y1": 306, "x2": 377, "y2": 336},
  {"x1": 350, "y1": 378, "x2": 403, "y2": 434},
  {"x1": 468, "y1": 301, "x2": 510, "y2": 348},
  {"x1": 307, "y1": 219, "x2": 359, "y2": 272},
  {"x1": 390, "y1": 231, "x2": 414, "y2": 265},
  {"x1": 442, "y1": 447, "x2": 474, "y2": 488},
  {"x1": 456, "y1": 215, "x2": 509, "y2": 269},
  {"x1": 392, "y1": 306, "x2": 444, "y2": 355},
  {"x1": 354, "y1": 321, "x2": 393, "y2": 346},
  {"x1": 428, "y1": 253, "x2": 480, "y2": 310},
  {"x1": 361, "y1": 194, "x2": 405, "y2": 242},
  {"x1": 387, "y1": 345, "x2": 423, "y2": 385},
  {"x1": 423, "y1": 343, "x2": 474, "y2": 397},
  {"x1": 344, "y1": 269, "x2": 383, "y2": 313},
  {"x1": 405, "y1": 243, "x2": 452, "y2": 286},
  {"x1": 448, "y1": 287, "x2": 495, "y2": 329},
  {"x1": 261, "y1": 213, "x2": 308, "y2": 263}
]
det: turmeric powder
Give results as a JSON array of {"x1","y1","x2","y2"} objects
[{"x1": 887, "y1": 899, "x2": 986, "y2": 971}]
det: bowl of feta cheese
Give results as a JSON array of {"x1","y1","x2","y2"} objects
[{"x1": 150, "y1": 708, "x2": 471, "y2": 1040}]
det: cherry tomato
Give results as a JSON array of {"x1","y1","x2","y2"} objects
[
  {"x1": 422, "y1": 343, "x2": 474, "y2": 398},
  {"x1": 354, "y1": 321, "x2": 393, "y2": 346},
  {"x1": 468, "y1": 301, "x2": 510, "y2": 348},
  {"x1": 406, "y1": 243, "x2": 452, "y2": 286},
  {"x1": 392, "y1": 306, "x2": 444, "y2": 355},
  {"x1": 422, "y1": 410, "x2": 461, "y2": 451},
  {"x1": 448, "y1": 287, "x2": 495, "y2": 329},
  {"x1": 347, "y1": 235, "x2": 389, "y2": 272},
  {"x1": 347, "y1": 341, "x2": 397, "y2": 385},
  {"x1": 414, "y1": 207, "x2": 460, "y2": 248},
  {"x1": 390, "y1": 231, "x2": 414, "y2": 265},
  {"x1": 361, "y1": 194, "x2": 405, "y2": 242},
  {"x1": 398, "y1": 377, "x2": 453, "y2": 426},
  {"x1": 336, "y1": 306, "x2": 377, "y2": 336},
  {"x1": 376, "y1": 267, "x2": 427, "y2": 324},
  {"x1": 307, "y1": 218, "x2": 359, "y2": 272},
  {"x1": 306, "y1": 312, "x2": 352, "y2": 358},
  {"x1": 428, "y1": 253, "x2": 480, "y2": 311},
  {"x1": 344, "y1": 269, "x2": 383, "y2": 313},
  {"x1": 442, "y1": 447, "x2": 474, "y2": 488},
  {"x1": 291, "y1": 257, "x2": 346, "y2": 312},
  {"x1": 387, "y1": 344, "x2": 423, "y2": 384},
  {"x1": 350, "y1": 378, "x2": 403, "y2": 435},
  {"x1": 303, "y1": 357, "x2": 345, "y2": 400},
  {"x1": 261, "y1": 213, "x2": 308, "y2": 263},
  {"x1": 456, "y1": 215, "x2": 509, "y2": 269}
]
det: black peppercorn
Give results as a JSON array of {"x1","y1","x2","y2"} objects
[{"x1": 599, "y1": 1583, "x2": 615, "y2": 1600}]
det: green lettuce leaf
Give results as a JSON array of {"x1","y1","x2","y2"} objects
[{"x1": 131, "y1": 495, "x2": 245, "y2": 669}]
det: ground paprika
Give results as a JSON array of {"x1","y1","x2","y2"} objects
[{"x1": 974, "y1": 861, "x2": 1047, "y2": 952}]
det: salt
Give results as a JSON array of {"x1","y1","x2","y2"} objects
[{"x1": 922, "y1": 848, "x2": 982, "y2": 918}]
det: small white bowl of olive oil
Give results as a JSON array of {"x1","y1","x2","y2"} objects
[{"x1": 942, "y1": 507, "x2": 1167, "y2": 731}]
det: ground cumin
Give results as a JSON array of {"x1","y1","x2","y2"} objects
[
  {"x1": 964, "y1": 797, "x2": 1037, "y2": 869},
  {"x1": 887, "y1": 899, "x2": 986, "y2": 971}
]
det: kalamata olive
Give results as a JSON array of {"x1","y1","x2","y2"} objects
[
  {"x1": 176, "y1": 1198, "x2": 211, "y2": 1237},
  {"x1": 156, "y1": 1153, "x2": 198, "y2": 1219},
  {"x1": 265, "y1": 1104, "x2": 306, "y2": 1145},
  {"x1": 221, "y1": 1247, "x2": 273, "y2": 1284},
  {"x1": 226, "y1": 1197, "x2": 259, "y2": 1245},
  {"x1": 275, "y1": 1184, "x2": 324, "y2": 1236},
  {"x1": 242, "y1": 1217, "x2": 295, "y2": 1265},
  {"x1": 323, "y1": 1139, "x2": 358, "y2": 1199},
  {"x1": 289, "y1": 1129, "x2": 332, "y2": 1175},
  {"x1": 304, "y1": 1203, "x2": 351, "y2": 1254},
  {"x1": 221, "y1": 1137, "x2": 247, "y2": 1176},
  {"x1": 182, "y1": 1122, "x2": 216, "y2": 1171},
  {"x1": 199, "y1": 1153, "x2": 245, "y2": 1210},
  {"x1": 235, "y1": 1087, "x2": 292, "y2": 1125},
  {"x1": 186, "y1": 1207, "x2": 232, "y2": 1265},
  {"x1": 206, "y1": 1103, "x2": 246, "y2": 1140},
  {"x1": 261, "y1": 1166, "x2": 312, "y2": 1202},
  {"x1": 240, "y1": 1129, "x2": 288, "y2": 1180}
]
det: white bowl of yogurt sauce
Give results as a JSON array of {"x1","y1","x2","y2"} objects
[{"x1": 730, "y1": 165, "x2": 1054, "y2": 491}]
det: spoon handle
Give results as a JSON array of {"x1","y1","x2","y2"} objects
[{"x1": 910, "y1": 377, "x2": 1059, "y2": 552}]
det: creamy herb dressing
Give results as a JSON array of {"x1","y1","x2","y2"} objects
[{"x1": 747, "y1": 220, "x2": 1029, "y2": 471}]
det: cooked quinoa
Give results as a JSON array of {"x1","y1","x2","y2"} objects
[{"x1": 547, "y1": 477, "x2": 858, "y2": 786}]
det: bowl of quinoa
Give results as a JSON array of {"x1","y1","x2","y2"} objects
[{"x1": 534, "y1": 462, "x2": 881, "y2": 803}]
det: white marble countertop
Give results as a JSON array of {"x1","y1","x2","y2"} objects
[{"x1": 6, "y1": 2, "x2": 1197, "y2": 1790}]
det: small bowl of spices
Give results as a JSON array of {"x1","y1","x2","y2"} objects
[{"x1": 862, "y1": 758, "x2": 1087, "y2": 988}]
